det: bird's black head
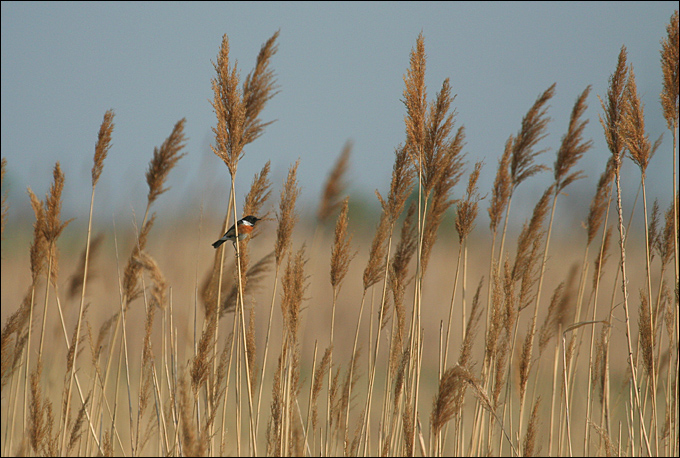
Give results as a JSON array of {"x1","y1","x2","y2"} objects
[{"x1": 242, "y1": 215, "x2": 260, "y2": 225}]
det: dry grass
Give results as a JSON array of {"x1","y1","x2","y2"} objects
[{"x1": 2, "y1": 16, "x2": 679, "y2": 457}]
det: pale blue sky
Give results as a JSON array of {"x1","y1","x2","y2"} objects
[{"x1": 1, "y1": 1, "x2": 678, "y2": 227}]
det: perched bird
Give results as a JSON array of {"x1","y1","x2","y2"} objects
[{"x1": 212, "y1": 215, "x2": 260, "y2": 249}]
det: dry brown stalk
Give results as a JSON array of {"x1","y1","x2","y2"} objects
[
  {"x1": 600, "y1": 44, "x2": 653, "y2": 456},
  {"x1": 318, "y1": 141, "x2": 352, "y2": 223}
]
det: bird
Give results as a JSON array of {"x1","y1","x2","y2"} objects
[{"x1": 212, "y1": 215, "x2": 260, "y2": 249}]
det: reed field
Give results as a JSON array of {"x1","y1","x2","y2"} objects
[{"x1": 1, "y1": 12, "x2": 678, "y2": 457}]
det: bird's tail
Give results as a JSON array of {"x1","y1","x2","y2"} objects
[{"x1": 212, "y1": 238, "x2": 225, "y2": 249}]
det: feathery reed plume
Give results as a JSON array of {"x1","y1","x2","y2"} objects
[
  {"x1": 593, "y1": 227, "x2": 613, "y2": 288},
  {"x1": 488, "y1": 136, "x2": 513, "y2": 233},
  {"x1": 600, "y1": 44, "x2": 653, "y2": 456},
  {"x1": 657, "y1": 200, "x2": 675, "y2": 268},
  {"x1": 27, "y1": 188, "x2": 47, "y2": 282},
  {"x1": 619, "y1": 67, "x2": 663, "y2": 177},
  {"x1": 512, "y1": 185, "x2": 553, "y2": 282},
  {"x1": 586, "y1": 157, "x2": 615, "y2": 245},
  {"x1": 146, "y1": 119, "x2": 187, "y2": 206},
  {"x1": 510, "y1": 84, "x2": 555, "y2": 188},
  {"x1": 1, "y1": 158, "x2": 7, "y2": 238},
  {"x1": 660, "y1": 10, "x2": 679, "y2": 130},
  {"x1": 363, "y1": 211, "x2": 390, "y2": 291},
  {"x1": 66, "y1": 393, "x2": 90, "y2": 454},
  {"x1": 553, "y1": 86, "x2": 592, "y2": 192},
  {"x1": 211, "y1": 32, "x2": 279, "y2": 175},
  {"x1": 638, "y1": 290, "x2": 655, "y2": 378},
  {"x1": 28, "y1": 363, "x2": 56, "y2": 455},
  {"x1": 312, "y1": 347, "x2": 332, "y2": 431},
  {"x1": 522, "y1": 396, "x2": 542, "y2": 457},
  {"x1": 0, "y1": 295, "x2": 30, "y2": 389},
  {"x1": 660, "y1": 11, "x2": 678, "y2": 310},
  {"x1": 455, "y1": 161, "x2": 483, "y2": 242},
  {"x1": 590, "y1": 422, "x2": 618, "y2": 457},
  {"x1": 402, "y1": 32, "x2": 427, "y2": 162},
  {"x1": 421, "y1": 78, "x2": 457, "y2": 195},
  {"x1": 191, "y1": 307, "x2": 216, "y2": 395},
  {"x1": 648, "y1": 199, "x2": 661, "y2": 262},
  {"x1": 276, "y1": 160, "x2": 301, "y2": 267},
  {"x1": 330, "y1": 197, "x2": 354, "y2": 289},
  {"x1": 243, "y1": 160, "x2": 272, "y2": 218},
  {"x1": 221, "y1": 252, "x2": 274, "y2": 316},
  {"x1": 92, "y1": 109, "x2": 114, "y2": 186},
  {"x1": 431, "y1": 366, "x2": 466, "y2": 437},
  {"x1": 485, "y1": 262, "x2": 504, "y2": 362},
  {"x1": 123, "y1": 120, "x2": 185, "y2": 306},
  {"x1": 538, "y1": 267, "x2": 576, "y2": 355},
  {"x1": 179, "y1": 373, "x2": 207, "y2": 457},
  {"x1": 599, "y1": 46, "x2": 628, "y2": 162},
  {"x1": 458, "y1": 278, "x2": 484, "y2": 367},
  {"x1": 122, "y1": 213, "x2": 156, "y2": 305},
  {"x1": 43, "y1": 162, "x2": 71, "y2": 247},
  {"x1": 389, "y1": 202, "x2": 417, "y2": 372},
  {"x1": 376, "y1": 144, "x2": 415, "y2": 224},
  {"x1": 243, "y1": 31, "x2": 280, "y2": 144},
  {"x1": 421, "y1": 126, "x2": 466, "y2": 274},
  {"x1": 318, "y1": 141, "x2": 352, "y2": 223},
  {"x1": 281, "y1": 246, "x2": 307, "y2": 341},
  {"x1": 211, "y1": 34, "x2": 245, "y2": 175}
]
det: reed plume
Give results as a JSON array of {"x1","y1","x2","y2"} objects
[
  {"x1": 510, "y1": 84, "x2": 555, "y2": 188},
  {"x1": 211, "y1": 32, "x2": 279, "y2": 175},
  {"x1": 660, "y1": 10, "x2": 679, "y2": 130},
  {"x1": 488, "y1": 137, "x2": 512, "y2": 234},
  {"x1": 146, "y1": 118, "x2": 187, "y2": 206},
  {"x1": 553, "y1": 86, "x2": 592, "y2": 192},
  {"x1": 330, "y1": 197, "x2": 354, "y2": 289},
  {"x1": 276, "y1": 160, "x2": 301, "y2": 267},
  {"x1": 318, "y1": 141, "x2": 352, "y2": 223},
  {"x1": 455, "y1": 161, "x2": 483, "y2": 243},
  {"x1": 619, "y1": 67, "x2": 663, "y2": 178}
]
